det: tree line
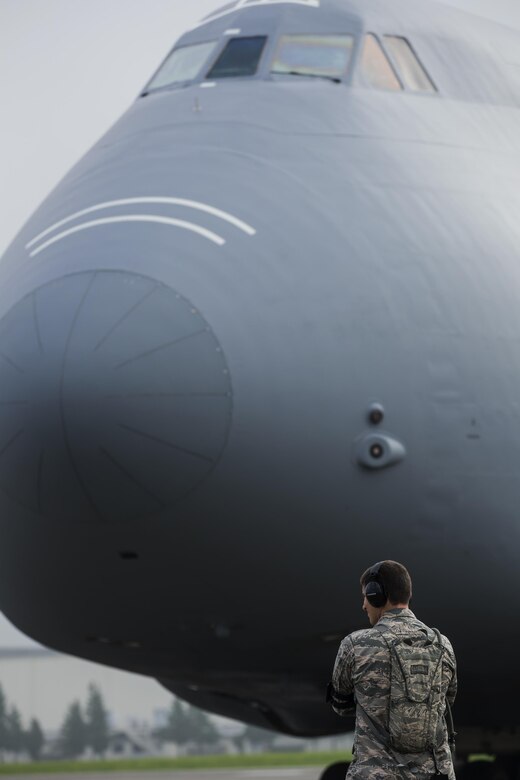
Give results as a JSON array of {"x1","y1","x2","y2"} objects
[
  {"x1": 0, "y1": 684, "x2": 44, "y2": 760},
  {"x1": 0, "y1": 682, "x2": 108, "y2": 761},
  {"x1": 58, "y1": 684, "x2": 109, "y2": 758},
  {"x1": 153, "y1": 700, "x2": 278, "y2": 753},
  {"x1": 154, "y1": 699, "x2": 219, "y2": 747},
  {"x1": 0, "y1": 680, "x2": 279, "y2": 761}
]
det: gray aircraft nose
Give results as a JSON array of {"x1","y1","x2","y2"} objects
[{"x1": 0, "y1": 271, "x2": 232, "y2": 524}]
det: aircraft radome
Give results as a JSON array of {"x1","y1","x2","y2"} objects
[{"x1": 1, "y1": 1, "x2": 519, "y2": 777}]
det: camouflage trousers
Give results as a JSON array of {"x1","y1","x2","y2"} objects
[{"x1": 347, "y1": 761, "x2": 452, "y2": 779}]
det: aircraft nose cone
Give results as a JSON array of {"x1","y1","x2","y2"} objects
[{"x1": 0, "y1": 271, "x2": 232, "y2": 523}]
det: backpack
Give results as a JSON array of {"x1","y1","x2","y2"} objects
[{"x1": 377, "y1": 625, "x2": 446, "y2": 754}]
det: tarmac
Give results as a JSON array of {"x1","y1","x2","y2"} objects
[{"x1": 0, "y1": 771, "x2": 325, "y2": 780}]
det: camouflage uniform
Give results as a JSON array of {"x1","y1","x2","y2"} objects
[{"x1": 331, "y1": 608, "x2": 457, "y2": 780}]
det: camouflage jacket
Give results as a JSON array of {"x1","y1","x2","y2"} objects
[{"x1": 331, "y1": 608, "x2": 457, "y2": 780}]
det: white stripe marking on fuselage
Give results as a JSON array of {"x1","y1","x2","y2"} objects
[
  {"x1": 26, "y1": 197, "x2": 256, "y2": 250},
  {"x1": 28, "y1": 215, "x2": 225, "y2": 257}
]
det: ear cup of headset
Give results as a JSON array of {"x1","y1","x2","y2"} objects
[
  {"x1": 364, "y1": 561, "x2": 387, "y2": 607},
  {"x1": 364, "y1": 581, "x2": 387, "y2": 608}
]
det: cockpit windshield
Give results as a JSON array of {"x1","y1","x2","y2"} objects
[
  {"x1": 143, "y1": 29, "x2": 436, "y2": 98},
  {"x1": 207, "y1": 36, "x2": 268, "y2": 79},
  {"x1": 146, "y1": 41, "x2": 217, "y2": 91},
  {"x1": 271, "y1": 35, "x2": 355, "y2": 81}
]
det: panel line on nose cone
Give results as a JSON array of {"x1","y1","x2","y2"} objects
[
  {"x1": 93, "y1": 285, "x2": 159, "y2": 353},
  {"x1": 28, "y1": 216, "x2": 226, "y2": 257},
  {"x1": 32, "y1": 294, "x2": 44, "y2": 354},
  {"x1": 59, "y1": 272, "x2": 106, "y2": 523},
  {"x1": 99, "y1": 446, "x2": 166, "y2": 509},
  {"x1": 113, "y1": 328, "x2": 208, "y2": 370},
  {"x1": 118, "y1": 423, "x2": 214, "y2": 464},
  {"x1": 25, "y1": 196, "x2": 256, "y2": 251},
  {"x1": 106, "y1": 392, "x2": 229, "y2": 399},
  {"x1": 36, "y1": 449, "x2": 44, "y2": 515},
  {"x1": 0, "y1": 429, "x2": 23, "y2": 458},
  {"x1": 0, "y1": 352, "x2": 25, "y2": 374}
]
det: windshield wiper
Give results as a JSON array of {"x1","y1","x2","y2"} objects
[{"x1": 271, "y1": 70, "x2": 341, "y2": 84}]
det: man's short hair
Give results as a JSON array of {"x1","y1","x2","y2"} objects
[{"x1": 360, "y1": 560, "x2": 412, "y2": 605}]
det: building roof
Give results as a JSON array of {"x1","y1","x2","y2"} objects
[{"x1": 0, "y1": 647, "x2": 58, "y2": 660}]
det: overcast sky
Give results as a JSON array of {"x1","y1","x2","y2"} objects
[
  {"x1": 0, "y1": 0, "x2": 223, "y2": 259},
  {"x1": 0, "y1": 0, "x2": 518, "y2": 648}
]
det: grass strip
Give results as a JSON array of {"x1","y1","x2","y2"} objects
[{"x1": 0, "y1": 751, "x2": 353, "y2": 775}]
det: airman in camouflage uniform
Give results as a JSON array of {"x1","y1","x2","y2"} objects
[{"x1": 329, "y1": 561, "x2": 457, "y2": 780}]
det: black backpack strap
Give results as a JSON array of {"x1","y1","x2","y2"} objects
[{"x1": 432, "y1": 629, "x2": 456, "y2": 759}]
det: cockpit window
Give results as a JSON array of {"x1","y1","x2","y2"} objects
[
  {"x1": 383, "y1": 36, "x2": 437, "y2": 92},
  {"x1": 206, "y1": 36, "x2": 268, "y2": 78},
  {"x1": 359, "y1": 34, "x2": 402, "y2": 91},
  {"x1": 146, "y1": 41, "x2": 217, "y2": 91},
  {"x1": 271, "y1": 35, "x2": 354, "y2": 80}
]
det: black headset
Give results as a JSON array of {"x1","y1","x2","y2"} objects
[{"x1": 364, "y1": 561, "x2": 388, "y2": 608}]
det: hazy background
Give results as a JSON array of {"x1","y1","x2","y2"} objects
[{"x1": 0, "y1": 0, "x2": 519, "y2": 651}]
